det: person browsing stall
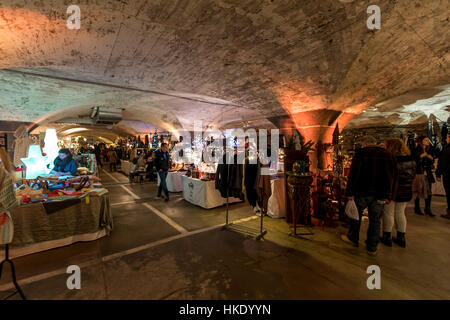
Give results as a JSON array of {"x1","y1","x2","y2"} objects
[
  {"x1": 50, "y1": 148, "x2": 78, "y2": 176},
  {"x1": 155, "y1": 143, "x2": 170, "y2": 201}
]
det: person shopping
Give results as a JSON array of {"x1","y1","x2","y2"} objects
[
  {"x1": 436, "y1": 133, "x2": 450, "y2": 219},
  {"x1": 412, "y1": 136, "x2": 436, "y2": 216},
  {"x1": 155, "y1": 143, "x2": 170, "y2": 201},
  {"x1": 341, "y1": 135, "x2": 398, "y2": 256},
  {"x1": 108, "y1": 148, "x2": 119, "y2": 172},
  {"x1": 380, "y1": 139, "x2": 416, "y2": 248},
  {"x1": 50, "y1": 148, "x2": 78, "y2": 176}
]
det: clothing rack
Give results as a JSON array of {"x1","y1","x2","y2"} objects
[
  {"x1": 222, "y1": 163, "x2": 267, "y2": 240},
  {"x1": 0, "y1": 244, "x2": 26, "y2": 300}
]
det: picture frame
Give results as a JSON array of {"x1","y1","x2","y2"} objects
[{"x1": 0, "y1": 135, "x2": 6, "y2": 148}]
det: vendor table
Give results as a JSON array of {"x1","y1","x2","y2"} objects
[
  {"x1": 158, "y1": 170, "x2": 186, "y2": 192},
  {"x1": 267, "y1": 177, "x2": 286, "y2": 218},
  {"x1": 6, "y1": 190, "x2": 113, "y2": 259},
  {"x1": 121, "y1": 160, "x2": 132, "y2": 176},
  {"x1": 182, "y1": 176, "x2": 242, "y2": 209}
]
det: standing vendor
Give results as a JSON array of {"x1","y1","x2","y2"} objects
[{"x1": 50, "y1": 148, "x2": 78, "y2": 176}]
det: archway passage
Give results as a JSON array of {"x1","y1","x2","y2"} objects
[{"x1": 0, "y1": 0, "x2": 448, "y2": 164}]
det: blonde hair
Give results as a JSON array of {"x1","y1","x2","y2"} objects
[{"x1": 384, "y1": 138, "x2": 410, "y2": 156}]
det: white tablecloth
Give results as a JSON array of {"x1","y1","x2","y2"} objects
[
  {"x1": 121, "y1": 160, "x2": 132, "y2": 176},
  {"x1": 267, "y1": 178, "x2": 286, "y2": 218},
  {"x1": 158, "y1": 171, "x2": 186, "y2": 192},
  {"x1": 182, "y1": 176, "x2": 242, "y2": 209}
]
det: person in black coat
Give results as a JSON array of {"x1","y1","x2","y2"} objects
[
  {"x1": 411, "y1": 136, "x2": 436, "y2": 216},
  {"x1": 436, "y1": 133, "x2": 450, "y2": 219},
  {"x1": 341, "y1": 135, "x2": 398, "y2": 256},
  {"x1": 381, "y1": 139, "x2": 416, "y2": 248},
  {"x1": 154, "y1": 143, "x2": 170, "y2": 201}
]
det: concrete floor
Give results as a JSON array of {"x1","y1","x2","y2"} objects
[{"x1": 1, "y1": 169, "x2": 449, "y2": 300}]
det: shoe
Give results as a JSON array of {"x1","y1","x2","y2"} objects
[
  {"x1": 414, "y1": 199, "x2": 424, "y2": 215},
  {"x1": 393, "y1": 231, "x2": 406, "y2": 248},
  {"x1": 424, "y1": 197, "x2": 435, "y2": 216},
  {"x1": 164, "y1": 195, "x2": 169, "y2": 202},
  {"x1": 340, "y1": 234, "x2": 358, "y2": 247},
  {"x1": 367, "y1": 250, "x2": 377, "y2": 256},
  {"x1": 441, "y1": 213, "x2": 450, "y2": 220},
  {"x1": 155, "y1": 195, "x2": 163, "y2": 200},
  {"x1": 380, "y1": 232, "x2": 392, "y2": 247}
]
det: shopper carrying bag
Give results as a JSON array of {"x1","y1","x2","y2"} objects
[{"x1": 345, "y1": 199, "x2": 359, "y2": 221}]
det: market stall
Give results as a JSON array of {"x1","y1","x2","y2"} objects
[
  {"x1": 158, "y1": 170, "x2": 186, "y2": 192},
  {"x1": 6, "y1": 171, "x2": 112, "y2": 258},
  {"x1": 182, "y1": 175, "x2": 242, "y2": 209},
  {"x1": 8, "y1": 188, "x2": 112, "y2": 258}
]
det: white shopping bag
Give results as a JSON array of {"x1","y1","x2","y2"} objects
[{"x1": 345, "y1": 200, "x2": 359, "y2": 221}]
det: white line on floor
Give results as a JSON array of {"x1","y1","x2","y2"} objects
[
  {"x1": 120, "y1": 185, "x2": 140, "y2": 200},
  {"x1": 142, "y1": 202, "x2": 188, "y2": 234},
  {"x1": 101, "y1": 168, "x2": 121, "y2": 183},
  {"x1": 103, "y1": 168, "x2": 188, "y2": 234},
  {"x1": 118, "y1": 182, "x2": 187, "y2": 234},
  {"x1": 110, "y1": 200, "x2": 137, "y2": 206}
]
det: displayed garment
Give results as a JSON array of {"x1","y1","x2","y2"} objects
[
  {"x1": 257, "y1": 163, "x2": 272, "y2": 213},
  {"x1": 215, "y1": 155, "x2": 244, "y2": 200},
  {"x1": 244, "y1": 160, "x2": 258, "y2": 207}
]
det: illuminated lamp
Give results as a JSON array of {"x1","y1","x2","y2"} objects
[
  {"x1": 21, "y1": 145, "x2": 50, "y2": 179},
  {"x1": 43, "y1": 128, "x2": 59, "y2": 170}
]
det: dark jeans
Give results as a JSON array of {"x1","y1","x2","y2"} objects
[
  {"x1": 110, "y1": 162, "x2": 117, "y2": 171},
  {"x1": 347, "y1": 196, "x2": 386, "y2": 252},
  {"x1": 158, "y1": 171, "x2": 169, "y2": 197},
  {"x1": 443, "y1": 175, "x2": 450, "y2": 210}
]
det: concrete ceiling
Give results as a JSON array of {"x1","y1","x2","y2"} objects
[{"x1": 0, "y1": 0, "x2": 449, "y2": 142}]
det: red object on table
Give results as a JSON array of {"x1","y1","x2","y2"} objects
[{"x1": 47, "y1": 190, "x2": 83, "y2": 197}]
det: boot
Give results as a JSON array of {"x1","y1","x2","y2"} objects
[
  {"x1": 424, "y1": 196, "x2": 435, "y2": 217},
  {"x1": 441, "y1": 208, "x2": 450, "y2": 219},
  {"x1": 393, "y1": 232, "x2": 406, "y2": 248},
  {"x1": 380, "y1": 232, "x2": 392, "y2": 247},
  {"x1": 414, "y1": 199, "x2": 424, "y2": 215}
]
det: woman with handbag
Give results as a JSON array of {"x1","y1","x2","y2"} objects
[
  {"x1": 381, "y1": 139, "x2": 416, "y2": 248},
  {"x1": 412, "y1": 136, "x2": 436, "y2": 217}
]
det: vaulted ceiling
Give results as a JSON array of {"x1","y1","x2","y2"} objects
[{"x1": 0, "y1": 0, "x2": 448, "y2": 141}]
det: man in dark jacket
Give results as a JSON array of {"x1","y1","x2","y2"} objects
[
  {"x1": 155, "y1": 143, "x2": 170, "y2": 201},
  {"x1": 341, "y1": 135, "x2": 398, "y2": 256},
  {"x1": 436, "y1": 133, "x2": 450, "y2": 219}
]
